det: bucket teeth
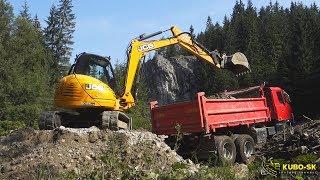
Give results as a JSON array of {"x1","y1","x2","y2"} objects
[{"x1": 235, "y1": 70, "x2": 251, "y2": 77}]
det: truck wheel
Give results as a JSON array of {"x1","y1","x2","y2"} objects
[
  {"x1": 235, "y1": 134, "x2": 255, "y2": 164},
  {"x1": 215, "y1": 136, "x2": 236, "y2": 164}
]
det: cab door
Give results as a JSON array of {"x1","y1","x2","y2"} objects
[{"x1": 272, "y1": 88, "x2": 293, "y2": 121}]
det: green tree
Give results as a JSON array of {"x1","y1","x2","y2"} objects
[
  {"x1": 57, "y1": 0, "x2": 75, "y2": 62},
  {"x1": 205, "y1": 16, "x2": 213, "y2": 31},
  {"x1": 44, "y1": 0, "x2": 75, "y2": 86},
  {"x1": 222, "y1": 16, "x2": 231, "y2": 53},
  {"x1": 0, "y1": 0, "x2": 14, "y2": 120},
  {"x1": 44, "y1": 5, "x2": 61, "y2": 85},
  {"x1": 33, "y1": 14, "x2": 41, "y2": 30},
  {"x1": 20, "y1": 1, "x2": 31, "y2": 22},
  {"x1": 164, "y1": 45, "x2": 178, "y2": 58},
  {"x1": 1, "y1": 5, "x2": 51, "y2": 128},
  {"x1": 189, "y1": 25, "x2": 195, "y2": 38},
  {"x1": 230, "y1": 0, "x2": 247, "y2": 52}
]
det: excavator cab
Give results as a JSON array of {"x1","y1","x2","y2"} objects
[{"x1": 71, "y1": 53, "x2": 116, "y2": 89}]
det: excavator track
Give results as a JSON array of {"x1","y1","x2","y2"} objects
[
  {"x1": 101, "y1": 111, "x2": 132, "y2": 130},
  {"x1": 39, "y1": 110, "x2": 132, "y2": 130},
  {"x1": 39, "y1": 111, "x2": 62, "y2": 130}
]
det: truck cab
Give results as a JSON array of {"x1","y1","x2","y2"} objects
[
  {"x1": 263, "y1": 87, "x2": 292, "y2": 121},
  {"x1": 225, "y1": 85, "x2": 293, "y2": 122}
]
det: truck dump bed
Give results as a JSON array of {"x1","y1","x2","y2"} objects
[{"x1": 150, "y1": 92, "x2": 271, "y2": 135}]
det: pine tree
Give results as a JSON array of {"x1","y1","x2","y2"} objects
[
  {"x1": 189, "y1": 25, "x2": 195, "y2": 38},
  {"x1": 230, "y1": 0, "x2": 247, "y2": 52},
  {"x1": 164, "y1": 45, "x2": 178, "y2": 58},
  {"x1": 44, "y1": 5, "x2": 61, "y2": 85},
  {"x1": 20, "y1": 1, "x2": 31, "y2": 22},
  {"x1": 3, "y1": 8, "x2": 51, "y2": 127},
  {"x1": 0, "y1": 0, "x2": 13, "y2": 54},
  {"x1": 33, "y1": 14, "x2": 41, "y2": 30},
  {"x1": 44, "y1": 0, "x2": 75, "y2": 86},
  {"x1": 222, "y1": 16, "x2": 231, "y2": 53},
  {"x1": 242, "y1": 0, "x2": 262, "y2": 85},
  {"x1": 0, "y1": 0, "x2": 14, "y2": 121},
  {"x1": 206, "y1": 16, "x2": 213, "y2": 31},
  {"x1": 57, "y1": 0, "x2": 75, "y2": 62}
]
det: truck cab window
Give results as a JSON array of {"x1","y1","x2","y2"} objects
[{"x1": 277, "y1": 91, "x2": 285, "y2": 104}]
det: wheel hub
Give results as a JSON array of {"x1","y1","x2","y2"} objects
[{"x1": 244, "y1": 141, "x2": 254, "y2": 158}]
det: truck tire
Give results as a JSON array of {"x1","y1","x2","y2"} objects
[
  {"x1": 235, "y1": 134, "x2": 255, "y2": 164},
  {"x1": 215, "y1": 136, "x2": 236, "y2": 164}
]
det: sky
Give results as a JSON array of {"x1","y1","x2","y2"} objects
[{"x1": 10, "y1": 0, "x2": 318, "y2": 64}]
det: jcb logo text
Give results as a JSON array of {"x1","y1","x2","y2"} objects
[
  {"x1": 85, "y1": 84, "x2": 104, "y2": 91},
  {"x1": 138, "y1": 43, "x2": 154, "y2": 52}
]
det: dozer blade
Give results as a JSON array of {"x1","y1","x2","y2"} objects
[{"x1": 221, "y1": 52, "x2": 250, "y2": 75}]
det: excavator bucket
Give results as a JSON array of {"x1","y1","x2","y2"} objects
[{"x1": 221, "y1": 52, "x2": 250, "y2": 75}]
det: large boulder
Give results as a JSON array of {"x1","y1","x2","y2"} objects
[{"x1": 143, "y1": 54, "x2": 202, "y2": 105}]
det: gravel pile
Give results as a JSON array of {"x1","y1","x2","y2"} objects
[
  {"x1": 207, "y1": 93, "x2": 236, "y2": 99},
  {"x1": 0, "y1": 127, "x2": 197, "y2": 179}
]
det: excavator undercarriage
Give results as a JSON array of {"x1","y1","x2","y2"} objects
[{"x1": 39, "y1": 110, "x2": 131, "y2": 130}]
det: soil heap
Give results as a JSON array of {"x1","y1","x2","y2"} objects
[{"x1": 0, "y1": 127, "x2": 196, "y2": 179}]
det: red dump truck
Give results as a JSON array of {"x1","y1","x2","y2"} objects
[{"x1": 150, "y1": 84, "x2": 293, "y2": 164}]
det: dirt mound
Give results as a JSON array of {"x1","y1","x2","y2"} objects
[
  {"x1": 207, "y1": 92, "x2": 235, "y2": 99},
  {"x1": 0, "y1": 127, "x2": 196, "y2": 179}
]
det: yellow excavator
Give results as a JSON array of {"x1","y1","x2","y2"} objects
[{"x1": 39, "y1": 26, "x2": 250, "y2": 130}]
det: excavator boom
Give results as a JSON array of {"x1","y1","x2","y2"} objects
[{"x1": 120, "y1": 26, "x2": 250, "y2": 109}]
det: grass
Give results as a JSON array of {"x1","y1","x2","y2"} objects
[{"x1": 0, "y1": 120, "x2": 25, "y2": 136}]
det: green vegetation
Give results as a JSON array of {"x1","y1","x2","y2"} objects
[
  {"x1": 113, "y1": 61, "x2": 152, "y2": 130},
  {"x1": 0, "y1": 0, "x2": 75, "y2": 136},
  {"x1": 162, "y1": 0, "x2": 320, "y2": 118},
  {"x1": 0, "y1": 120, "x2": 25, "y2": 136}
]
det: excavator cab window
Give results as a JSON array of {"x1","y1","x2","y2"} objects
[{"x1": 73, "y1": 53, "x2": 116, "y2": 89}]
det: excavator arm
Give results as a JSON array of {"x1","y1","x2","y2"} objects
[{"x1": 120, "y1": 26, "x2": 250, "y2": 110}]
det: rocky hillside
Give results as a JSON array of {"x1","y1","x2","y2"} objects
[{"x1": 143, "y1": 54, "x2": 202, "y2": 105}]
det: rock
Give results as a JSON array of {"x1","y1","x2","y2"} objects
[
  {"x1": 1, "y1": 164, "x2": 10, "y2": 173},
  {"x1": 88, "y1": 131, "x2": 99, "y2": 143},
  {"x1": 85, "y1": 155, "x2": 92, "y2": 161},
  {"x1": 143, "y1": 55, "x2": 201, "y2": 105},
  {"x1": 233, "y1": 163, "x2": 249, "y2": 179},
  {"x1": 63, "y1": 163, "x2": 71, "y2": 169}
]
